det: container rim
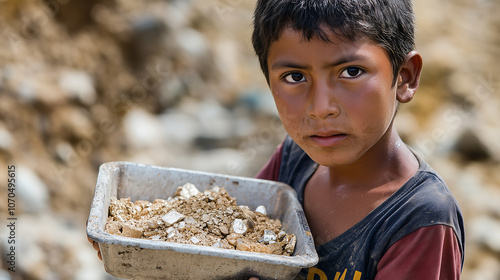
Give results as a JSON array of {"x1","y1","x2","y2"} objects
[{"x1": 87, "y1": 161, "x2": 319, "y2": 268}]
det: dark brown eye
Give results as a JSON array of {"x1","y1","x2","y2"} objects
[
  {"x1": 347, "y1": 68, "x2": 360, "y2": 76},
  {"x1": 284, "y1": 73, "x2": 306, "y2": 83},
  {"x1": 341, "y1": 67, "x2": 363, "y2": 78}
]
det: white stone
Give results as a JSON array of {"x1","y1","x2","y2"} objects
[
  {"x1": 231, "y1": 219, "x2": 247, "y2": 234},
  {"x1": 471, "y1": 216, "x2": 500, "y2": 252},
  {"x1": 175, "y1": 28, "x2": 208, "y2": 58},
  {"x1": 261, "y1": 230, "x2": 277, "y2": 243},
  {"x1": 123, "y1": 108, "x2": 164, "y2": 148},
  {"x1": 16, "y1": 79, "x2": 36, "y2": 103},
  {"x1": 204, "y1": 190, "x2": 215, "y2": 201},
  {"x1": 184, "y1": 217, "x2": 196, "y2": 225},
  {"x1": 166, "y1": 227, "x2": 177, "y2": 239},
  {"x1": 177, "y1": 183, "x2": 200, "y2": 198},
  {"x1": 212, "y1": 241, "x2": 224, "y2": 248},
  {"x1": 188, "y1": 148, "x2": 248, "y2": 175},
  {"x1": 150, "y1": 235, "x2": 162, "y2": 240},
  {"x1": 58, "y1": 70, "x2": 96, "y2": 105},
  {"x1": 255, "y1": 205, "x2": 267, "y2": 216},
  {"x1": 201, "y1": 214, "x2": 210, "y2": 223},
  {"x1": 190, "y1": 236, "x2": 200, "y2": 244},
  {"x1": 196, "y1": 100, "x2": 234, "y2": 139},
  {"x1": 54, "y1": 142, "x2": 78, "y2": 165},
  {"x1": 161, "y1": 210, "x2": 185, "y2": 227},
  {"x1": 0, "y1": 125, "x2": 13, "y2": 151},
  {"x1": 159, "y1": 111, "x2": 199, "y2": 146},
  {"x1": 178, "y1": 221, "x2": 186, "y2": 231},
  {"x1": 164, "y1": 1, "x2": 191, "y2": 28},
  {"x1": 160, "y1": 77, "x2": 184, "y2": 107},
  {"x1": 17, "y1": 166, "x2": 49, "y2": 213}
]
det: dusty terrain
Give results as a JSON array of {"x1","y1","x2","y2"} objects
[{"x1": 0, "y1": 0, "x2": 499, "y2": 279}]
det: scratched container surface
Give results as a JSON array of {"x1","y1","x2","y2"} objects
[{"x1": 87, "y1": 162, "x2": 318, "y2": 280}]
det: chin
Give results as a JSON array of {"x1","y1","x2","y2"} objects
[
  {"x1": 305, "y1": 148, "x2": 357, "y2": 167},
  {"x1": 312, "y1": 157, "x2": 353, "y2": 167}
]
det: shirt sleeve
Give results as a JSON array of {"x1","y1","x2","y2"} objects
[
  {"x1": 254, "y1": 142, "x2": 284, "y2": 181},
  {"x1": 375, "y1": 225, "x2": 462, "y2": 280}
]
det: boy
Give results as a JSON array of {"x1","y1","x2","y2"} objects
[
  {"x1": 251, "y1": 0, "x2": 464, "y2": 279},
  {"x1": 89, "y1": 0, "x2": 464, "y2": 279}
]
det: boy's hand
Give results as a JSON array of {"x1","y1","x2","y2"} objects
[
  {"x1": 86, "y1": 221, "x2": 102, "y2": 261},
  {"x1": 87, "y1": 235, "x2": 102, "y2": 260}
]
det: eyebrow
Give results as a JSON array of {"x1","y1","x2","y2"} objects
[{"x1": 270, "y1": 54, "x2": 369, "y2": 71}]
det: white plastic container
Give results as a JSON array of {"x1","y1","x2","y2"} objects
[{"x1": 87, "y1": 162, "x2": 318, "y2": 280}]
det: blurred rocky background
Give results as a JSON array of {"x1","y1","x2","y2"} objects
[{"x1": 0, "y1": 0, "x2": 498, "y2": 279}]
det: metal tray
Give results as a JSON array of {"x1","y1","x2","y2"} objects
[{"x1": 87, "y1": 162, "x2": 318, "y2": 280}]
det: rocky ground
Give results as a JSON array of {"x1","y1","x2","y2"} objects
[{"x1": 0, "y1": 0, "x2": 499, "y2": 279}]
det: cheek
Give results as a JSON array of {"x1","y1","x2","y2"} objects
[
  {"x1": 272, "y1": 88, "x2": 302, "y2": 121},
  {"x1": 344, "y1": 80, "x2": 396, "y2": 131},
  {"x1": 271, "y1": 88, "x2": 307, "y2": 137}
]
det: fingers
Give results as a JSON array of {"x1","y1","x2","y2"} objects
[
  {"x1": 86, "y1": 221, "x2": 94, "y2": 246},
  {"x1": 89, "y1": 239, "x2": 103, "y2": 261},
  {"x1": 248, "y1": 277, "x2": 260, "y2": 280},
  {"x1": 86, "y1": 220, "x2": 103, "y2": 261},
  {"x1": 92, "y1": 240, "x2": 100, "y2": 251},
  {"x1": 87, "y1": 234, "x2": 99, "y2": 252}
]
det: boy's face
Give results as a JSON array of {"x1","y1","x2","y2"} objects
[{"x1": 267, "y1": 27, "x2": 399, "y2": 167}]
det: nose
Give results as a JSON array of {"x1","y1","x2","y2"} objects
[{"x1": 308, "y1": 81, "x2": 340, "y2": 119}]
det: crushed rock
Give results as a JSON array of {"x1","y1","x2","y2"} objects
[{"x1": 105, "y1": 183, "x2": 296, "y2": 256}]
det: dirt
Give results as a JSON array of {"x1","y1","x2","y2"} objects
[{"x1": 105, "y1": 183, "x2": 296, "y2": 256}]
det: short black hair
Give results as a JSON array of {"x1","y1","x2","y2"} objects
[{"x1": 252, "y1": 0, "x2": 416, "y2": 85}]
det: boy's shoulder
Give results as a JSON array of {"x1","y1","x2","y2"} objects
[
  {"x1": 378, "y1": 160, "x2": 465, "y2": 253},
  {"x1": 402, "y1": 152, "x2": 460, "y2": 217}
]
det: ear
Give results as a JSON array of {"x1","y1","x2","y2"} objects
[{"x1": 396, "y1": 51, "x2": 423, "y2": 103}]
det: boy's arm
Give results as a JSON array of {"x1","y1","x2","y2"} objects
[
  {"x1": 375, "y1": 225, "x2": 462, "y2": 280},
  {"x1": 255, "y1": 142, "x2": 283, "y2": 181}
]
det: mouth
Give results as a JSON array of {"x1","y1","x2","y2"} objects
[{"x1": 309, "y1": 132, "x2": 348, "y2": 148}]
